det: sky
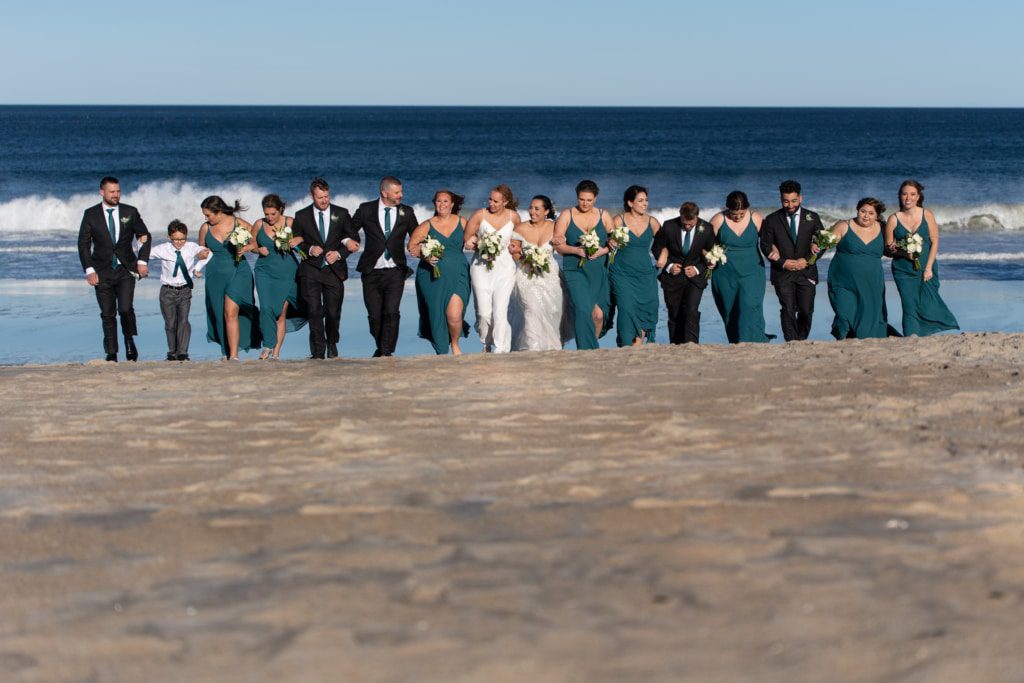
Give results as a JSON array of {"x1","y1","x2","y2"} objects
[{"x1": 3, "y1": 0, "x2": 1022, "y2": 107}]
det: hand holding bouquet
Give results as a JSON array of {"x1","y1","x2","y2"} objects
[
  {"x1": 227, "y1": 225, "x2": 253, "y2": 263},
  {"x1": 895, "y1": 233, "x2": 924, "y2": 270},
  {"x1": 806, "y1": 229, "x2": 839, "y2": 266},
  {"x1": 608, "y1": 224, "x2": 630, "y2": 265},
  {"x1": 578, "y1": 230, "x2": 602, "y2": 267},
  {"x1": 704, "y1": 244, "x2": 727, "y2": 280},
  {"x1": 522, "y1": 243, "x2": 551, "y2": 279},
  {"x1": 420, "y1": 236, "x2": 445, "y2": 279},
  {"x1": 477, "y1": 230, "x2": 505, "y2": 270}
]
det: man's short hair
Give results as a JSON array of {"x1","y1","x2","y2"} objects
[
  {"x1": 380, "y1": 176, "x2": 402, "y2": 193},
  {"x1": 310, "y1": 177, "x2": 330, "y2": 193},
  {"x1": 100, "y1": 176, "x2": 119, "y2": 188},
  {"x1": 779, "y1": 180, "x2": 801, "y2": 195},
  {"x1": 679, "y1": 202, "x2": 700, "y2": 220}
]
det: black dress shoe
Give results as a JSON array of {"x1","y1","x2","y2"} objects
[
  {"x1": 372, "y1": 349, "x2": 383, "y2": 358},
  {"x1": 125, "y1": 336, "x2": 139, "y2": 362},
  {"x1": 166, "y1": 353, "x2": 177, "y2": 361},
  {"x1": 326, "y1": 343, "x2": 338, "y2": 358},
  {"x1": 105, "y1": 353, "x2": 118, "y2": 362},
  {"x1": 310, "y1": 353, "x2": 326, "y2": 360},
  {"x1": 176, "y1": 354, "x2": 189, "y2": 361}
]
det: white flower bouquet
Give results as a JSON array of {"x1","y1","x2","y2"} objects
[
  {"x1": 578, "y1": 230, "x2": 602, "y2": 267},
  {"x1": 522, "y1": 243, "x2": 551, "y2": 279},
  {"x1": 895, "y1": 233, "x2": 924, "y2": 270},
  {"x1": 420, "y1": 236, "x2": 445, "y2": 279},
  {"x1": 477, "y1": 230, "x2": 505, "y2": 270},
  {"x1": 227, "y1": 225, "x2": 253, "y2": 263},
  {"x1": 608, "y1": 224, "x2": 630, "y2": 265},
  {"x1": 273, "y1": 224, "x2": 293, "y2": 253},
  {"x1": 806, "y1": 229, "x2": 839, "y2": 266},
  {"x1": 704, "y1": 244, "x2": 727, "y2": 280}
]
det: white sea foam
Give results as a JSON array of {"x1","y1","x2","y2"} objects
[{"x1": 3, "y1": 180, "x2": 1024, "y2": 235}]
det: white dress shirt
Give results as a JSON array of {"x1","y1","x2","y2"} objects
[
  {"x1": 149, "y1": 241, "x2": 209, "y2": 286},
  {"x1": 373, "y1": 201, "x2": 400, "y2": 270}
]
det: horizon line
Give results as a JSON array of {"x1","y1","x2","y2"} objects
[{"x1": 2, "y1": 103, "x2": 1024, "y2": 110}]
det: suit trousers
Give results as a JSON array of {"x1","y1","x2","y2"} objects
[
  {"x1": 362, "y1": 267, "x2": 405, "y2": 355},
  {"x1": 159, "y1": 285, "x2": 193, "y2": 356},
  {"x1": 95, "y1": 266, "x2": 138, "y2": 354},
  {"x1": 774, "y1": 274, "x2": 816, "y2": 341},
  {"x1": 663, "y1": 277, "x2": 704, "y2": 344},
  {"x1": 300, "y1": 267, "x2": 344, "y2": 356}
]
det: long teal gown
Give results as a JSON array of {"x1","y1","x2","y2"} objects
[
  {"x1": 204, "y1": 230, "x2": 261, "y2": 356},
  {"x1": 892, "y1": 216, "x2": 959, "y2": 336},
  {"x1": 711, "y1": 218, "x2": 768, "y2": 343},
  {"x1": 609, "y1": 219, "x2": 659, "y2": 346},
  {"x1": 415, "y1": 220, "x2": 471, "y2": 355},
  {"x1": 828, "y1": 224, "x2": 888, "y2": 339},
  {"x1": 253, "y1": 227, "x2": 306, "y2": 349},
  {"x1": 562, "y1": 211, "x2": 611, "y2": 350}
]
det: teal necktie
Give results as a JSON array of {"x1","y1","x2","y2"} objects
[
  {"x1": 318, "y1": 211, "x2": 327, "y2": 269},
  {"x1": 173, "y1": 249, "x2": 193, "y2": 288},
  {"x1": 107, "y1": 209, "x2": 119, "y2": 269},
  {"x1": 682, "y1": 228, "x2": 691, "y2": 255},
  {"x1": 789, "y1": 213, "x2": 798, "y2": 244},
  {"x1": 383, "y1": 207, "x2": 393, "y2": 262}
]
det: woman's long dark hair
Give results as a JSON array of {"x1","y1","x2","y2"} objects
[{"x1": 201, "y1": 195, "x2": 245, "y2": 216}]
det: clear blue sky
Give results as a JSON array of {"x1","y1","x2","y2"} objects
[{"x1": 4, "y1": 0, "x2": 1021, "y2": 106}]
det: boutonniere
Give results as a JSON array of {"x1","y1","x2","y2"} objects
[
  {"x1": 697, "y1": 225, "x2": 705, "y2": 234},
  {"x1": 806, "y1": 212, "x2": 816, "y2": 221},
  {"x1": 398, "y1": 207, "x2": 405, "y2": 218},
  {"x1": 330, "y1": 213, "x2": 339, "y2": 222},
  {"x1": 121, "y1": 217, "x2": 131, "y2": 225}
]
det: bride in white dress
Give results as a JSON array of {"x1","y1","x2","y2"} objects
[
  {"x1": 509, "y1": 195, "x2": 573, "y2": 351},
  {"x1": 464, "y1": 185, "x2": 520, "y2": 353}
]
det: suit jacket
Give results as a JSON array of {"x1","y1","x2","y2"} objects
[
  {"x1": 78, "y1": 203, "x2": 151, "y2": 275},
  {"x1": 759, "y1": 207, "x2": 824, "y2": 284},
  {"x1": 350, "y1": 200, "x2": 419, "y2": 277},
  {"x1": 652, "y1": 218, "x2": 716, "y2": 290},
  {"x1": 292, "y1": 203, "x2": 355, "y2": 281}
]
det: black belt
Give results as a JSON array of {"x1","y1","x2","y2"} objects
[{"x1": 162, "y1": 283, "x2": 191, "y2": 290}]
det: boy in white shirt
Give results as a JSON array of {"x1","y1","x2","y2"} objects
[{"x1": 148, "y1": 220, "x2": 210, "y2": 361}]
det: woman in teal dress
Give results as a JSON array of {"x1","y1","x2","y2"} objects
[
  {"x1": 884, "y1": 179, "x2": 959, "y2": 336},
  {"x1": 409, "y1": 190, "x2": 472, "y2": 355},
  {"x1": 252, "y1": 194, "x2": 306, "y2": 359},
  {"x1": 827, "y1": 198, "x2": 890, "y2": 339},
  {"x1": 198, "y1": 195, "x2": 261, "y2": 359},
  {"x1": 553, "y1": 179, "x2": 613, "y2": 350},
  {"x1": 709, "y1": 191, "x2": 769, "y2": 343},
  {"x1": 609, "y1": 185, "x2": 660, "y2": 346}
]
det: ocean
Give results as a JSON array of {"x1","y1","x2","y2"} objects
[{"x1": 1, "y1": 106, "x2": 1022, "y2": 363}]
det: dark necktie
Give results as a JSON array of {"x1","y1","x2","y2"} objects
[
  {"x1": 107, "y1": 208, "x2": 119, "y2": 269},
  {"x1": 789, "y1": 213, "x2": 798, "y2": 244},
  {"x1": 318, "y1": 211, "x2": 328, "y2": 269},
  {"x1": 682, "y1": 228, "x2": 691, "y2": 255},
  {"x1": 173, "y1": 249, "x2": 193, "y2": 288},
  {"x1": 383, "y1": 207, "x2": 393, "y2": 263}
]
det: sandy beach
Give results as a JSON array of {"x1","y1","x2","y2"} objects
[{"x1": 2, "y1": 334, "x2": 1024, "y2": 682}]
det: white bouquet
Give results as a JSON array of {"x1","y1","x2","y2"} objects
[
  {"x1": 522, "y1": 243, "x2": 551, "y2": 279},
  {"x1": 273, "y1": 224, "x2": 293, "y2": 253},
  {"x1": 608, "y1": 224, "x2": 631, "y2": 265},
  {"x1": 578, "y1": 230, "x2": 602, "y2": 267},
  {"x1": 477, "y1": 230, "x2": 505, "y2": 270},
  {"x1": 420, "y1": 236, "x2": 445, "y2": 279},
  {"x1": 806, "y1": 229, "x2": 839, "y2": 266},
  {"x1": 704, "y1": 244, "x2": 727, "y2": 280},
  {"x1": 895, "y1": 233, "x2": 924, "y2": 270},
  {"x1": 227, "y1": 224, "x2": 253, "y2": 263}
]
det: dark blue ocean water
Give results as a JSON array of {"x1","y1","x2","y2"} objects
[{"x1": 1, "y1": 106, "x2": 1024, "y2": 279}]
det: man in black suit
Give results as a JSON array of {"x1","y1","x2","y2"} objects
[
  {"x1": 291, "y1": 178, "x2": 357, "y2": 359},
  {"x1": 349, "y1": 176, "x2": 419, "y2": 357},
  {"x1": 651, "y1": 202, "x2": 715, "y2": 344},
  {"x1": 759, "y1": 180, "x2": 824, "y2": 341},
  {"x1": 77, "y1": 176, "x2": 151, "y2": 361}
]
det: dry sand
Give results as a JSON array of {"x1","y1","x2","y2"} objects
[{"x1": 2, "y1": 333, "x2": 1023, "y2": 682}]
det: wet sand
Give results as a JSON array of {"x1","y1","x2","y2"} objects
[{"x1": 2, "y1": 333, "x2": 1024, "y2": 682}]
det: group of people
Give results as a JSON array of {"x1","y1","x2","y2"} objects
[{"x1": 76, "y1": 175, "x2": 959, "y2": 361}]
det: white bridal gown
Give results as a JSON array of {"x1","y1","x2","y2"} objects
[
  {"x1": 509, "y1": 233, "x2": 574, "y2": 351},
  {"x1": 470, "y1": 213, "x2": 517, "y2": 352}
]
